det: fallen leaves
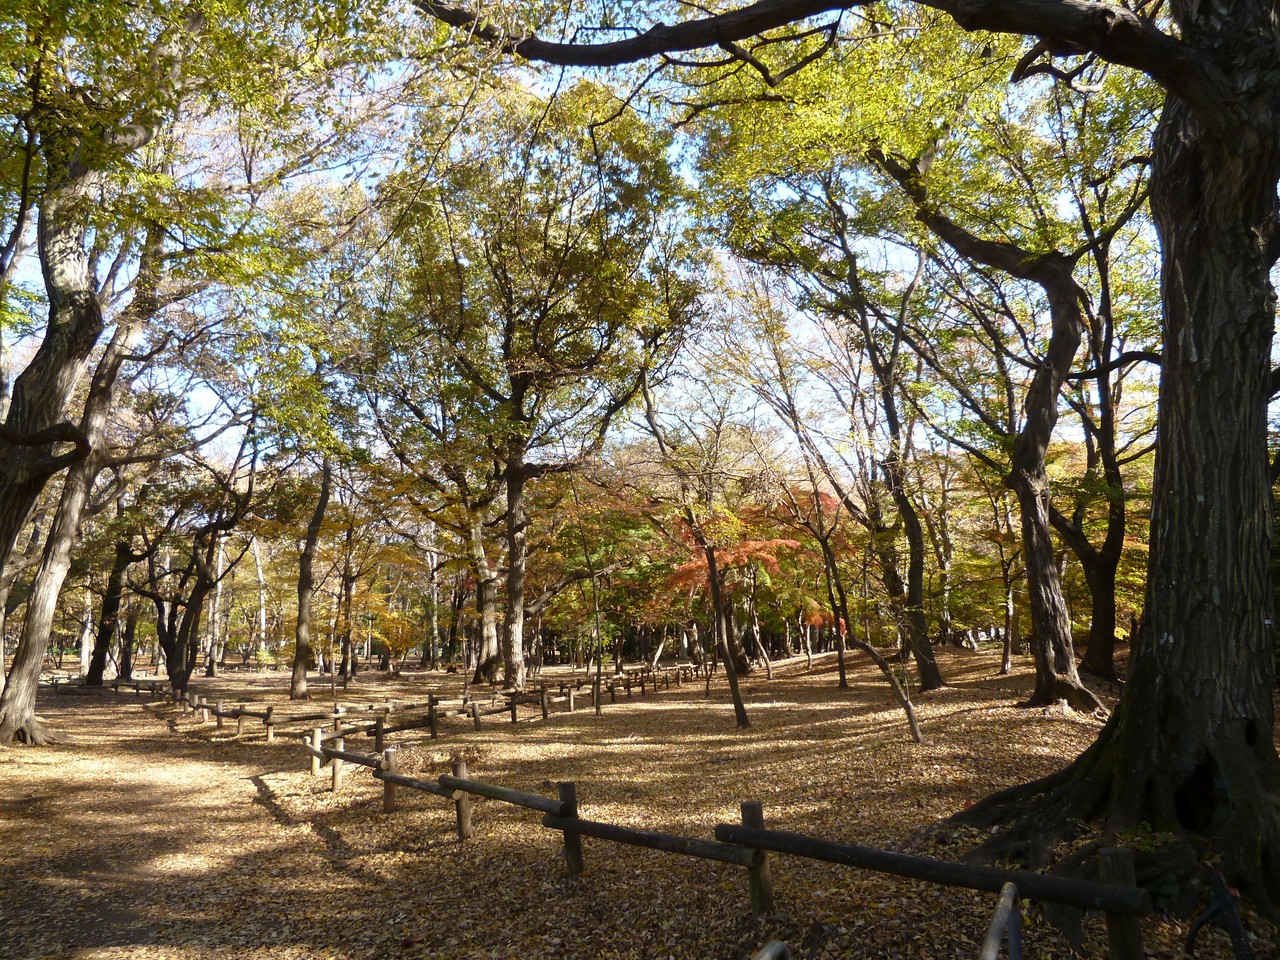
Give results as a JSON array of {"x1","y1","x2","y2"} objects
[{"x1": 0, "y1": 649, "x2": 1273, "y2": 959}]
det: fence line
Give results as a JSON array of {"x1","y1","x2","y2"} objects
[
  {"x1": 171, "y1": 660, "x2": 713, "y2": 749},
  {"x1": 158, "y1": 669, "x2": 1148, "y2": 960},
  {"x1": 289, "y1": 729, "x2": 1146, "y2": 957}
]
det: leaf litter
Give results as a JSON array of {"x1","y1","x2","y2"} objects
[{"x1": 0, "y1": 649, "x2": 1272, "y2": 959}]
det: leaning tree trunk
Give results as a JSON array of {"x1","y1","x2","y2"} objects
[
  {"x1": 1000, "y1": 270, "x2": 1100, "y2": 713},
  {"x1": 0, "y1": 315, "x2": 140, "y2": 743},
  {"x1": 292, "y1": 458, "x2": 331, "y2": 700},
  {"x1": 887, "y1": 477, "x2": 945, "y2": 691},
  {"x1": 1008, "y1": 464, "x2": 1092, "y2": 708},
  {"x1": 705, "y1": 544, "x2": 750, "y2": 728},
  {"x1": 952, "y1": 35, "x2": 1280, "y2": 905}
]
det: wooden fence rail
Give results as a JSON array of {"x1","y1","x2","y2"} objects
[
  {"x1": 712, "y1": 824, "x2": 1150, "y2": 915},
  {"x1": 304, "y1": 736, "x2": 1145, "y2": 955},
  {"x1": 161, "y1": 678, "x2": 1149, "y2": 958},
  {"x1": 979, "y1": 882, "x2": 1023, "y2": 960}
]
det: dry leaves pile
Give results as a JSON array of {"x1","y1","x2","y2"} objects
[{"x1": 0, "y1": 649, "x2": 1271, "y2": 960}]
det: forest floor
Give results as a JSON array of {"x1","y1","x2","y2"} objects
[{"x1": 0, "y1": 648, "x2": 1273, "y2": 960}]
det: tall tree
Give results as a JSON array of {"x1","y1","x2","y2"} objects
[{"x1": 373, "y1": 81, "x2": 701, "y2": 690}]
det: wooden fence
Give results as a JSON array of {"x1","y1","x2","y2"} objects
[
  {"x1": 292, "y1": 731, "x2": 1147, "y2": 958},
  {"x1": 162, "y1": 672, "x2": 1149, "y2": 960},
  {"x1": 172, "y1": 659, "x2": 714, "y2": 748}
]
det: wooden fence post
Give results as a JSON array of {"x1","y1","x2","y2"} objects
[
  {"x1": 382, "y1": 748, "x2": 398, "y2": 813},
  {"x1": 331, "y1": 736, "x2": 345, "y2": 793},
  {"x1": 741, "y1": 801, "x2": 776, "y2": 916},
  {"x1": 540, "y1": 686, "x2": 549, "y2": 720},
  {"x1": 264, "y1": 706, "x2": 274, "y2": 744},
  {"x1": 199, "y1": 699, "x2": 209, "y2": 723},
  {"x1": 374, "y1": 716, "x2": 385, "y2": 753},
  {"x1": 510, "y1": 696, "x2": 519, "y2": 724},
  {"x1": 311, "y1": 727, "x2": 323, "y2": 776},
  {"x1": 428, "y1": 697, "x2": 438, "y2": 739},
  {"x1": 1099, "y1": 848, "x2": 1144, "y2": 960},
  {"x1": 559, "y1": 781, "x2": 584, "y2": 877},
  {"x1": 216, "y1": 702, "x2": 225, "y2": 729},
  {"x1": 567, "y1": 688, "x2": 576, "y2": 713},
  {"x1": 236, "y1": 704, "x2": 246, "y2": 737},
  {"x1": 471, "y1": 701, "x2": 482, "y2": 730},
  {"x1": 453, "y1": 760, "x2": 474, "y2": 840}
]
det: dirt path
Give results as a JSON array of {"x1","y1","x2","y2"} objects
[{"x1": 0, "y1": 688, "x2": 354, "y2": 960}]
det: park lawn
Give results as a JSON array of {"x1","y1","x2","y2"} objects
[{"x1": 0, "y1": 647, "x2": 1268, "y2": 959}]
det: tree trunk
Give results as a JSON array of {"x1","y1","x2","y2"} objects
[
  {"x1": 118, "y1": 606, "x2": 136, "y2": 681},
  {"x1": 1009, "y1": 466, "x2": 1091, "y2": 707},
  {"x1": 203, "y1": 534, "x2": 224, "y2": 678},
  {"x1": 891, "y1": 484, "x2": 944, "y2": 690},
  {"x1": 1076, "y1": 550, "x2": 1120, "y2": 681},
  {"x1": 1100, "y1": 72, "x2": 1280, "y2": 901},
  {"x1": 86, "y1": 539, "x2": 133, "y2": 686},
  {"x1": 954, "y1": 26, "x2": 1280, "y2": 904},
  {"x1": 1002, "y1": 574, "x2": 1016, "y2": 676},
  {"x1": 292, "y1": 458, "x2": 331, "y2": 700},
  {"x1": 0, "y1": 169, "x2": 105, "y2": 583},
  {"x1": 470, "y1": 518, "x2": 500, "y2": 684},
  {"x1": 503, "y1": 464, "x2": 528, "y2": 690},
  {"x1": 0, "y1": 312, "x2": 140, "y2": 743},
  {"x1": 705, "y1": 545, "x2": 750, "y2": 728}
]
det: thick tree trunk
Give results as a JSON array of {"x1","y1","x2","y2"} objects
[
  {"x1": 1110, "y1": 73, "x2": 1280, "y2": 901},
  {"x1": 0, "y1": 314, "x2": 139, "y2": 743},
  {"x1": 470, "y1": 518, "x2": 500, "y2": 684},
  {"x1": 503, "y1": 464, "x2": 528, "y2": 690},
  {"x1": 86, "y1": 539, "x2": 133, "y2": 686},
  {"x1": 952, "y1": 26, "x2": 1280, "y2": 905},
  {"x1": 0, "y1": 173, "x2": 105, "y2": 582},
  {"x1": 292, "y1": 458, "x2": 331, "y2": 700}
]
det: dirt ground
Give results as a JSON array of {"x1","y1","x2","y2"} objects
[{"x1": 0, "y1": 649, "x2": 1270, "y2": 960}]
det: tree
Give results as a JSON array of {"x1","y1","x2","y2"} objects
[
  {"x1": 418, "y1": 0, "x2": 1280, "y2": 902},
  {"x1": 372, "y1": 81, "x2": 700, "y2": 690}
]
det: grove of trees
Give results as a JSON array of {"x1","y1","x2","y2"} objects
[{"x1": 1, "y1": 0, "x2": 1276, "y2": 911}]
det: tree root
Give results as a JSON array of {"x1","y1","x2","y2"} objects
[
  {"x1": 1017, "y1": 675, "x2": 1108, "y2": 718},
  {"x1": 3, "y1": 714, "x2": 63, "y2": 746}
]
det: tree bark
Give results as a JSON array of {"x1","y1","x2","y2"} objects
[
  {"x1": 502, "y1": 462, "x2": 528, "y2": 690},
  {"x1": 86, "y1": 538, "x2": 135, "y2": 686},
  {"x1": 705, "y1": 544, "x2": 750, "y2": 728},
  {"x1": 291, "y1": 458, "x2": 331, "y2": 700},
  {"x1": 950, "y1": 12, "x2": 1280, "y2": 904},
  {"x1": 470, "y1": 518, "x2": 500, "y2": 684},
  {"x1": 0, "y1": 315, "x2": 141, "y2": 743}
]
